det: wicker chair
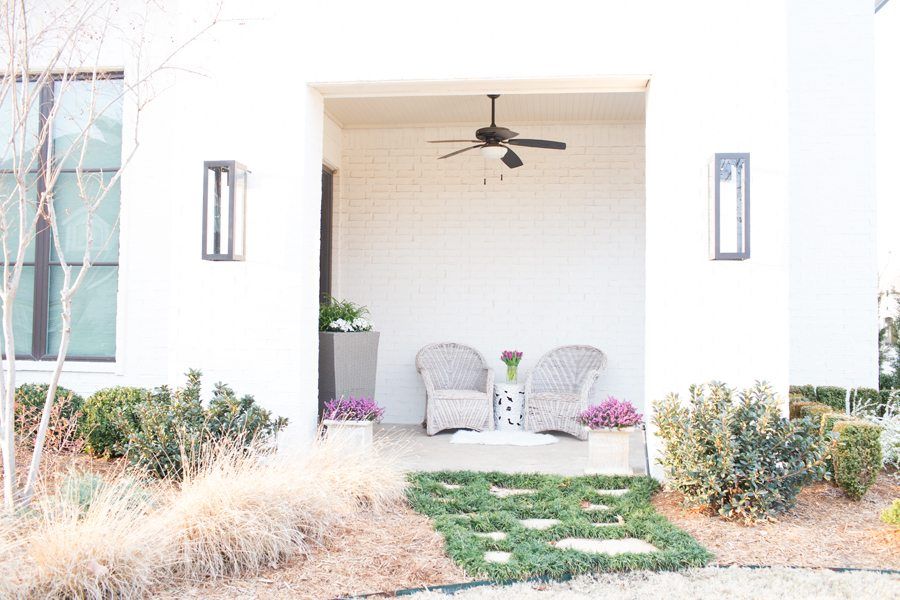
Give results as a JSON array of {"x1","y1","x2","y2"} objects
[
  {"x1": 523, "y1": 345, "x2": 607, "y2": 440},
  {"x1": 416, "y1": 343, "x2": 495, "y2": 436}
]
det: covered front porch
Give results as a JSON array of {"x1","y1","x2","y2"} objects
[{"x1": 319, "y1": 84, "x2": 648, "y2": 447}]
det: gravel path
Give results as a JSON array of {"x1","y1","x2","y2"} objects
[{"x1": 409, "y1": 567, "x2": 900, "y2": 600}]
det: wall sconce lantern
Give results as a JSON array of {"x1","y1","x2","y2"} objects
[
  {"x1": 709, "y1": 153, "x2": 750, "y2": 260},
  {"x1": 202, "y1": 160, "x2": 249, "y2": 261}
]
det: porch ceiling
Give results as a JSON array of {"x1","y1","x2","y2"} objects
[{"x1": 325, "y1": 91, "x2": 645, "y2": 128}]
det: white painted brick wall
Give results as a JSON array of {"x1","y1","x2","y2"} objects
[{"x1": 335, "y1": 123, "x2": 645, "y2": 423}]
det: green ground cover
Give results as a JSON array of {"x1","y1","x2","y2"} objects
[{"x1": 407, "y1": 471, "x2": 711, "y2": 580}]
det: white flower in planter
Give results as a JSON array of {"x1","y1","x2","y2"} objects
[
  {"x1": 351, "y1": 317, "x2": 373, "y2": 331},
  {"x1": 329, "y1": 318, "x2": 354, "y2": 332}
]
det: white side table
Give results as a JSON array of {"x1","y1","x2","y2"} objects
[{"x1": 493, "y1": 382, "x2": 525, "y2": 431}]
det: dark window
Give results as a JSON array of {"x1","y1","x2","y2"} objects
[
  {"x1": 0, "y1": 74, "x2": 123, "y2": 361},
  {"x1": 319, "y1": 167, "x2": 333, "y2": 302}
]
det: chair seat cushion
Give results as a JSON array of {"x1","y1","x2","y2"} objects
[
  {"x1": 435, "y1": 389, "x2": 490, "y2": 401},
  {"x1": 529, "y1": 392, "x2": 580, "y2": 404}
]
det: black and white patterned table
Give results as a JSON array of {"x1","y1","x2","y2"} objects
[{"x1": 493, "y1": 382, "x2": 525, "y2": 431}]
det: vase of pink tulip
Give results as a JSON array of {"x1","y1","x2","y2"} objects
[{"x1": 500, "y1": 350, "x2": 523, "y2": 383}]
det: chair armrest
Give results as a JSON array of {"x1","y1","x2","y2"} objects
[
  {"x1": 483, "y1": 368, "x2": 494, "y2": 395},
  {"x1": 579, "y1": 369, "x2": 601, "y2": 401},
  {"x1": 418, "y1": 368, "x2": 437, "y2": 397}
]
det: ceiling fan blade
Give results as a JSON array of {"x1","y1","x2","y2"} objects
[
  {"x1": 506, "y1": 138, "x2": 566, "y2": 150},
  {"x1": 427, "y1": 139, "x2": 480, "y2": 143},
  {"x1": 501, "y1": 147, "x2": 523, "y2": 169},
  {"x1": 438, "y1": 144, "x2": 483, "y2": 159}
]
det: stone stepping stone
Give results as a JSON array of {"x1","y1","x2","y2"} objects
[
  {"x1": 484, "y1": 551, "x2": 511, "y2": 564},
  {"x1": 439, "y1": 482, "x2": 462, "y2": 490},
  {"x1": 580, "y1": 501, "x2": 610, "y2": 512},
  {"x1": 474, "y1": 531, "x2": 508, "y2": 541},
  {"x1": 518, "y1": 518, "x2": 560, "y2": 530},
  {"x1": 593, "y1": 515, "x2": 625, "y2": 527},
  {"x1": 550, "y1": 537, "x2": 659, "y2": 555},
  {"x1": 489, "y1": 486, "x2": 535, "y2": 498},
  {"x1": 595, "y1": 488, "x2": 629, "y2": 497}
]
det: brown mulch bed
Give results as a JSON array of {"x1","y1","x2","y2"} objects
[
  {"x1": 4, "y1": 448, "x2": 127, "y2": 496},
  {"x1": 653, "y1": 475, "x2": 900, "y2": 570},
  {"x1": 158, "y1": 505, "x2": 469, "y2": 600}
]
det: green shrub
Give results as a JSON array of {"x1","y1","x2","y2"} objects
[
  {"x1": 798, "y1": 402, "x2": 834, "y2": 426},
  {"x1": 816, "y1": 386, "x2": 847, "y2": 411},
  {"x1": 80, "y1": 386, "x2": 150, "y2": 458},
  {"x1": 14, "y1": 383, "x2": 85, "y2": 452},
  {"x1": 831, "y1": 420, "x2": 882, "y2": 500},
  {"x1": 789, "y1": 385, "x2": 816, "y2": 402},
  {"x1": 124, "y1": 370, "x2": 287, "y2": 480},
  {"x1": 882, "y1": 499, "x2": 900, "y2": 525},
  {"x1": 58, "y1": 472, "x2": 106, "y2": 510},
  {"x1": 654, "y1": 381, "x2": 829, "y2": 523}
]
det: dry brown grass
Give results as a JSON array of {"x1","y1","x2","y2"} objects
[
  {"x1": 162, "y1": 434, "x2": 406, "y2": 580},
  {"x1": 157, "y1": 506, "x2": 469, "y2": 600},
  {"x1": 0, "y1": 431, "x2": 410, "y2": 598},
  {"x1": 7, "y1": 476, "x2": 171, "y2": 598},
  {"x1": 653, "y1": 474, "x2": 900, "y2": 569}
]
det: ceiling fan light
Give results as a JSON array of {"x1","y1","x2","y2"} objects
[{"x1": 480, "y1": 145, "x2": 508, "y2": 159}]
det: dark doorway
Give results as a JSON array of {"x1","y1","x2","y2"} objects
[{"x1": 319, "y1": 167, "x2": 334, "y2": 302}]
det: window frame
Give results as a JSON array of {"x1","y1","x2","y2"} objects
[{"x1": 0, "y1": 71, "x2": 124, "y2": 362}]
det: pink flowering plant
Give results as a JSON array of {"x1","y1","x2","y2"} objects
[
  {"x1": 500, "y1": 350, "x2": 523, "y2": 383},
  {"x1": 578, "y1": 396, "x2": 643, "y2": 429},
  {"x1": 323, "y1": 396, "x2": 384, "y2": 422}
]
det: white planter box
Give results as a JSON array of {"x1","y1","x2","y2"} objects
[
  {"x1": 585, "y1": 427, "x2": 634, "y2": 475},
  {"x1": 323, "y1": 419, "x2": 374, "y2": 449}
]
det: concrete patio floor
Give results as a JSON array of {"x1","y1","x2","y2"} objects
[{"x1": 375, "y1": 424, "x2": 649, "y2": 476}]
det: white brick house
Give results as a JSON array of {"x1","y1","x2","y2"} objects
[{"x1": 11, "y1": 0, "x2": 880, "y2": 471}]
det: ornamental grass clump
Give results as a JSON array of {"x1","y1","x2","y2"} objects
[
  {"x1": 162, "y1": 432, "x2": 406, "y2": 580},
  {"x1": 653, "y1": 381, "x2": 829, "y2": 523},
  {"x1": 11, "y1": 474, "x2": 169, "y2": 599},
  {"x1": 578, "y1": 396, "x2": 643, "y2": 429},
  {"x1": 323, "y1": 395, "x2": 384, "y2": 422},
  {"x1": 0, "y1": 431, "x2": 408, "y2": 597}
]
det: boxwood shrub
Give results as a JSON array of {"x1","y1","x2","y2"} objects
[
  {"x1": 815, "y1": 386, "x2": 847, "y2": 411},
  {"x1": 832, "y1": 420, "x2": 883, "y2": 500},
  {"x1": 789, "y1": 385, "x2": 816, "y2": 402},
  {"x1": 654, "y1": 381, "x2": 829, "y2": 523},
  {"x1": 80, "y1": 386, "x2": 150, "y2": 458}
]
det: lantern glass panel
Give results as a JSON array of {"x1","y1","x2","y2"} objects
[
  {"x1": 233, "y1": 167, "x2": 246, "y2": 258},
  {"x1": 710, "y1": 153, "x2": 750, "y2": 260},
  {"x1": 205, "y1": 164, "x2": 231, "y2": 256}
]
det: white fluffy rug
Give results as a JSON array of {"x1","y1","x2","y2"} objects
[{"x1": 449, "y1": 430, "x2": 559, "y2": 446}]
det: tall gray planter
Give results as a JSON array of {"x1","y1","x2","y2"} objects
[{"x1": 318, "y1": 331, "x2": 380, "y2": 417}]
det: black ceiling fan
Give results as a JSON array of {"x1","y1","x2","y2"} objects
[{"x1": 427, "y1": 94, "x2": 566, "y2": 169}]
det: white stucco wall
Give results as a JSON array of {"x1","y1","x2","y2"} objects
[
  {"x1": 787, "y1": 0, "x2": 879, "y2": 388},
  {"x1": 876, "y1": 2, "x2": 900, "y2": 289},
  {"x1": 334, "y1": 123, "x2": 645, "y2": 423},
  {"x1": 15, "y1": 0, "x2": 878, "y2": 462}
]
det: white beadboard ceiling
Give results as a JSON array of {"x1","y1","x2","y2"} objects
[{"x1": 325, "y1": 92, "x2": 645, "y2": 128}]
